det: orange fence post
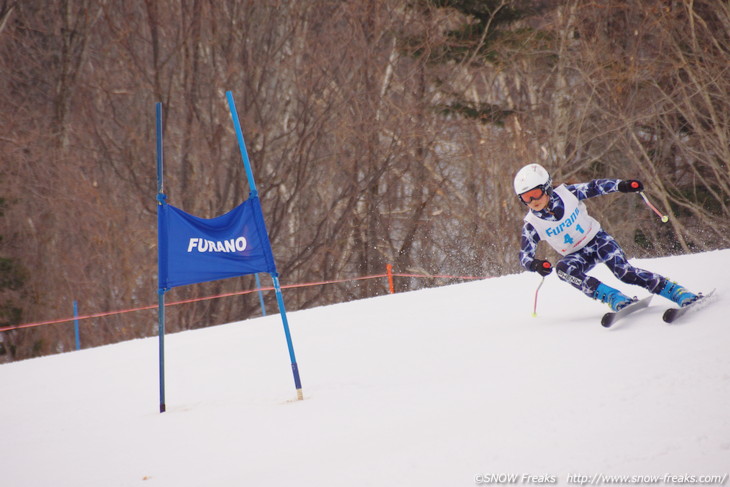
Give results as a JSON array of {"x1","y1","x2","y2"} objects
[{"x1": 386, "y1": 264, "x2": 395, "y2": 294}]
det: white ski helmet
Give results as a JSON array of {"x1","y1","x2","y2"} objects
[{"x1": 513, "y1": 163, "x2": 552, "y2": 196}]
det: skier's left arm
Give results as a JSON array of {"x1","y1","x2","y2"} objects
[{"x1": 567, "y1": 179, "x2": 644, "y2": 201}]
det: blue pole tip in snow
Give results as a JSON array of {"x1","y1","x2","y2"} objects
[
  {"x1": 290, "y1": 362, "x2": 303, "y2": 400},
  {"x1": 291, "y1": 362, "x2": 303, "y2": 390}
]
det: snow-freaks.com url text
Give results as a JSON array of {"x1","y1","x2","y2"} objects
[{"x1": 473, "y1": 473, "x2": 728, "y2": 486}]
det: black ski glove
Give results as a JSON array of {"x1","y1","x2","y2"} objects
[
  {"x1": 530, "y1": 259, "x2": 553, "y2": 277},
  {"x1": 618, "y1": 180, "x2": 644, "y2": 193}
]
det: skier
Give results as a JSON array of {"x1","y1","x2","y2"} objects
[{"x1": 514, "y1": 163, "x2": 698, "y2": 312}]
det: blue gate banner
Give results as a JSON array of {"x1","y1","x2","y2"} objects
[{"x1": 158, "y1": 196, "x2": 277, "y2": 289}]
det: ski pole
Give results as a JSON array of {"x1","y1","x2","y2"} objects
[
  {"x1": 532, "y1": 276, "x2": 545, "y2": 317},
  {"x1": 639, "y1": 191, "x2": 669, "y2": 223}
]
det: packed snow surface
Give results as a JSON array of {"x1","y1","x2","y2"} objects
[{"x1": 1, "y1": 250, "x2": 729, "y2": 486}]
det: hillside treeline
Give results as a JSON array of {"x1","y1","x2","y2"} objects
[{"x1": 1, "y1": 0, "x2": 728, "y2": 360}]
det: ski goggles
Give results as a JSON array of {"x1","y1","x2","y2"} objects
[{"x1": 519, "y1": 187, "x2": 545, "y2": 203}]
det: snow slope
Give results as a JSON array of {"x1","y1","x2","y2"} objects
[{"x1": 1, "y1": 250, "x2": 729, "y2": 487}]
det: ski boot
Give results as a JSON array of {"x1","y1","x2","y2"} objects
[
  {"x1": 657, "y1": 280, "x2": 698, "y2": 308},
  {"x1": 593, "y1": 283, "x2": 634, "y2": 311}
]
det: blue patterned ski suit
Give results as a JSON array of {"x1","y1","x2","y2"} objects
[{"x1": 519, "y1": 179, "x2": 666, "y2": 298}]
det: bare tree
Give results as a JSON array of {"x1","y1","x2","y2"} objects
[
  {"x1": 1, "y1": 0, "x2": 726, "y2": 360},
  {"x1": 565, "y1": 0, "x2": 730, "y2": 255}
]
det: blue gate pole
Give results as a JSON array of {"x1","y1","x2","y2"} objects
[
  {"x1": 272, "y1": 274, "x2": 303, "y2": 400},
  {"x1": 73, "y1": 300, "x2": 81, "y2": 350},
  {"x1": 157, "y1": 290, "x2": 166, "y2": 413},
  {"x1": 225, "y1": 91, "x2": 257, "y2": 196},
  {"x1": 226, "y1": 90, "x2": 302, "y2": 400},
  {"x1": 225, "y1": 91, "x2": 268, "y2": 318},
  {"x1": 156, "y1": 102, "x2": 167, "y2": 413}
]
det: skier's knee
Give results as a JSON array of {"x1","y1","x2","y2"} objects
[
  {"x1": 555, "y1": 261, "x2": 583, "y2": 287},
  {"x1": 555, "y1": 261, "x2": 575, "y2": 281},
  {"x1": 555, "y1": 260, "x2": 570, "y2": 277}
]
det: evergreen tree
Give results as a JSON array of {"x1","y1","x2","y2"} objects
[{"x1": 405, "y1": 0, "x2": 552, "y2": 125}]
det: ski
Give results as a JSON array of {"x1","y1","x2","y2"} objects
[
  {"x1": 662, "y1": 289, "x2": 716, "y2": 323},
  {"x1": 601, "y1": 295, "x2": 653, "y2": 328}
]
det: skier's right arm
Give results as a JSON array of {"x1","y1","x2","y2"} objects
[
  {"x1": 519, "y1": 223, "x2": 541, "y2": 271},
  {"x1": 520, "y1": 224, "x2": 553, "y2": 276}
]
